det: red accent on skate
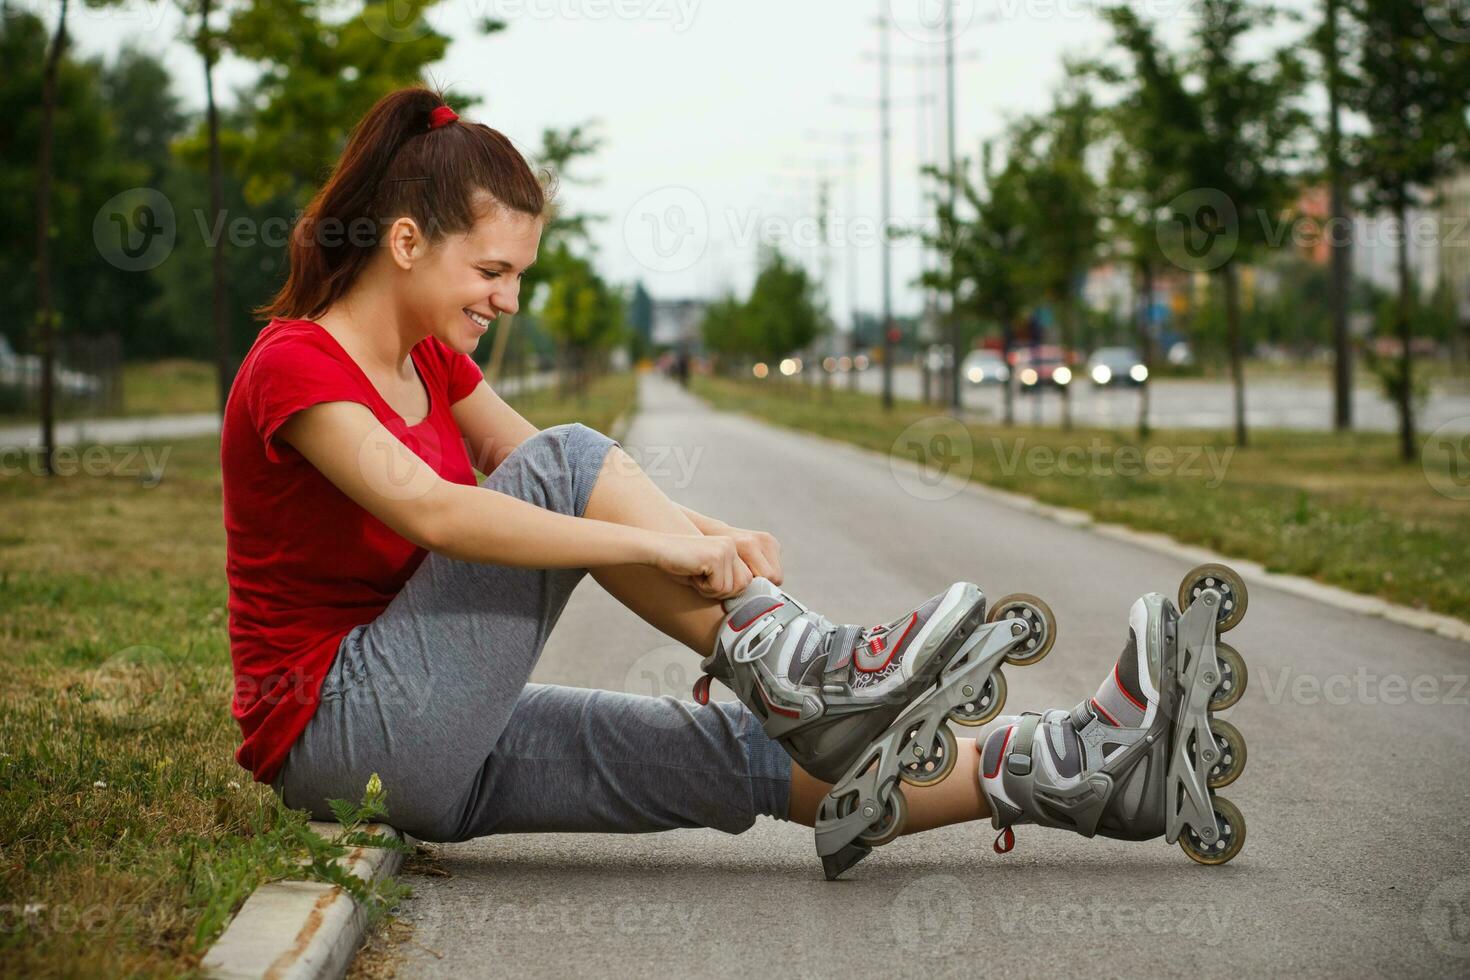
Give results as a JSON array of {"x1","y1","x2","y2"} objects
[
  {"x1": 856, "y1": 612, "x2": 916, "y2": 673},
  {"x1": 729, "y1": 600, "x2": 784, "y2": 632},
  {"x1": 1114, "y1": 663, "x2": 1147, "y2": 712},
  {"x1": 756, "y1": 677, "x2": 802, "y2": 719},
  {"x1": 984, "y1": 725, "x2": 1014, "y2": 780},
  {"x1": 1091, "y1": 698, "x2": 1121, "y2": 727},
  {"x1": 993, "y1": 826, "x2": 1016, "y2": 854},
  {"x1": 692, "y1": 674, "x2": 712, "y2": 705}
]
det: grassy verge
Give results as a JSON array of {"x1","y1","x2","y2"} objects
[
  {"x1": 0, "y1": 372, "x2": 637, "y2": 977},
  {"x1": 692, "y1": 374, "x2": 1469, "y2": 623}
]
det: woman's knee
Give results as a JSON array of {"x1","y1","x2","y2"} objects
[{"x1": 487, "y1": 422, "x2": 619, "y2": 516}]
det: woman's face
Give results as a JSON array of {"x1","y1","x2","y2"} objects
[{"x1": 406, "y1": 207, "x2": 543, "y2": 355}]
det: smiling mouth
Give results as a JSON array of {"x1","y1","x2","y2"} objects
[{"x1": 464, "y1": 309, "x2": 495, "y2": 329}]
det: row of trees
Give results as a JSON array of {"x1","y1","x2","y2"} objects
[
  {"x1": 916, "y1": 0, "x2": 1470, "y2": 458},
  {"x1": 15, "y1": 0, "x2": 627, "y2": 472},
  {"x1": 700, "y1": 248, "x2": 824, "y2": 371}
]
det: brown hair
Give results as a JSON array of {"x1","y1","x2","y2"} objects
[{"x1": 261, "y1": 87, "x2": 555, "y2": 320}]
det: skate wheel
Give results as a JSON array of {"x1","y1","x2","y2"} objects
[
  {"x1": 899, "y1": 724, "x2": 958, "y2": 787},
  {"x1": 1179, "y1": 796, "x2": 1246, "y2": 866},
  {"x1": 837, "y1": 788, "x2": 908, "y2": 847},
  {"x1": 692, "y1": 674, "x2": 712, "y2": 706},
  {"x1": 949, "y1": 671, "x2": 1006, "y2": 727},
  {"x1": 1178, "y1": 563, "x2": 1249, "y2": 633},
  {"x1": 1208, "y1": 643, "x2": 1248, "y2": 711},
  {"x1": 1200, "y1": 719, "x2": 1247, "y2": 789},
  {"x1": 987, "y1": 594, "x2": 1057, "y2": 666}
]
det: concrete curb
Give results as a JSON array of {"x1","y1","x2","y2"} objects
[
  {"x1": 202, "y1": 823, "x2": 406, "y2": 980},
  {"x1": 733, "y1": 409, "x2": 1470, "y2": 647}
]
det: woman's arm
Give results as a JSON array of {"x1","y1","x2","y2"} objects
[
  {"x1": 277, "y1": 400, "x2": 752, "y2": 595},
  {"x1": 450, "y1": 380, "x2": 539, "y2": 474}
]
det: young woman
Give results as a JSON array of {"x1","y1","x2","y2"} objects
[{"x1": 222, "y1": 88, "x2": 1249, "y2": 879}]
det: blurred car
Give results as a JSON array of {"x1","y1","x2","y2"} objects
[
  {"x1": 1013, "y1": 345, "x2": 1076, "y2": 392},
  {"x1": 1086, "y1": 346, "x2": 1149, "y2": 387},
  {"x1": 962, "y1": 349, "x2": 1010, "y2": 386}
]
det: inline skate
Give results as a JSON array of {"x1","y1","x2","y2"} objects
[
  {"x1": 977, "y1": 563, "x2": 1250, "y2": 865},
  {"x1": 692, "y1": 576, "x2": 1057, "y2": 880}
]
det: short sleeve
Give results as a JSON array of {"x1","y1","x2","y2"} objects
[
  {"x1": 246, "y1": 337, "x2": 372, "y2": 464},
  {"x1": 426, "y1": 337, "x2": 486, "y2": 405}
]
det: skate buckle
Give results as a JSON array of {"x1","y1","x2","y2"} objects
[
  {"x1": 993, "y1": 826, "x2": 1016, "y2": 854},
  {"x1": 692, "y1": 674, "x2": 712, "y2": 705}
]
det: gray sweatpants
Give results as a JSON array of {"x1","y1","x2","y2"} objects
[{"x1": 273, "y1": 422, "x2": 793, "y2": 842}]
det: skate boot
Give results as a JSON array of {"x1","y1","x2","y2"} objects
[
  {"x1": 692, "y1": 576, "x2": 1057, "y2": 880},
  {"x1": 977, "y1": 563, "x2": 1250, "y2": 865}
]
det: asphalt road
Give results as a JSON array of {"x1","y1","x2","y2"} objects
[
  {"x1": 848, "y1": 364, "x2": 1470, "y2": 434},
  {"x1": 394, "y1": 373, "x2": 1470, "y2": 979}
]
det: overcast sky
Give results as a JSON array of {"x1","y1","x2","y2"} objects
[{"x1": 60, "y1": 1, "x2": 1306, "y2": 323}]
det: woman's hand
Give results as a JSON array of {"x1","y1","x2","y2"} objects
[
  {"x1": 704, "y1": 523, "x2": 784, "y2": 586},
  {"x1": 653, "y1": 533, "x2": 754, "y2": 599}
]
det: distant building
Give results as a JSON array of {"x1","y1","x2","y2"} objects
[{"x1": 650, "y1": 298, "x2": 708, "y2": 350}]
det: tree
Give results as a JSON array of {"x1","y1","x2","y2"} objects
[
  {"x1": 536, "y1": 244, "x2": 626, "y2": 397},
  {"x1": 920, "y1": 140, "x2": 1033, "y2": 426},
  {"x1": 744, "y1": 248, "x2": 822, "y2": 364},
  {"x1": 1099, "y1": 0, "x2": 1311, "y2": 447},
  {"x1": 1008, "y1": 70, "x2": 1102, "y2": 431},
  {"x1": 1342, "y1": 0, "x2": 1470, "y2": 461}
]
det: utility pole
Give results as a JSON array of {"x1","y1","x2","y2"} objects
[
  {"x1": 944, "y1": 0, "x2": 962, "y2": 416},
  {"x1": 879, "y1": 8, "x2": 895, "y2": 410}
]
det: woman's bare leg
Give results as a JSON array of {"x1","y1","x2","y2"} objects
[
  {"x1": 581, "y1": 445, "x2": 989, "y2": 834},
  {"x1": 581, "y1": 446, "x2": 726, "y2": 657},
  {"x1": 786, "y1": 739, "x2": 990, "y2": 835}
]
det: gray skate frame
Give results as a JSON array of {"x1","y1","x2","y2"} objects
[
  {"x1": 814, "y1": 617, "x2": 1032, "y2": 874},
  {"x1": 992, "y1": 591, "x2": 1227, "y2": 850}
]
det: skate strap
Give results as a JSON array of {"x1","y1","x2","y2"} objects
[{"x1": 1006, "y1": 713, "x2": 1043, "y2": 777}]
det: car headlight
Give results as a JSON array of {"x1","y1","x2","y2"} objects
[
  {"x1": 1020, "y1": 368, "x2": 1038, "y2": 386},
  {"x1": 1130, "y1": 364, "x2": 1149, "y2": 382},
  {"x1": 967, "y1": 367, "x2": 983, "y2": 383},
  {"x1": 1054, "y1": 366, "x2": 1072, "y2": 385},
  {"x1": 1092, "y1": 365, "x2": 1112, "y2": 384}
]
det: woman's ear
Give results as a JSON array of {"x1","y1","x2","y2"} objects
[{"x1": 386, "y1": 217, "x2": 424, "y2": 270}]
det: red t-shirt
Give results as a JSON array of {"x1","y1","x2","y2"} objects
[{"x1": 221, "y1": 318, "x2": 484, "y2": 784}]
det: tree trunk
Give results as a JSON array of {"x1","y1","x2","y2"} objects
[
  {"x1": 202, "y1": 0, "x2": 232, "y2": 413},
  {"x1": 1137, "y1": 258, "x2": 1154, "y2": 439},
  {"x1": 1001, "y1": 311, "x2": 1015, "y2": 427},
  {"x1": 1059, "y1": 296, "x2": 1074, "y2": 432},
  {"x1": 1325, "y1": 0, "x2": 1353, "y2": 431},
  {"x1": 1395, "y1": 198, "x2": 1415, "y2": 462},
  {"x1": 34, "y1": 0, "x2": 69, "y2": 477},
  {"x1": 1223, "y1": 261, "x2": 1248, "y2": 447}
]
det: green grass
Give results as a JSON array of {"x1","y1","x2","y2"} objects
[
  {"x1": 693, "y1": 375, "x2": 1470, "y2": 622},
  {"x1": 0, "y1": 372, "x2": 637, "y2": 978}
]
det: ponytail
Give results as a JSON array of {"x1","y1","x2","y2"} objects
[{"x1": 261, "y1": 87, "x2": 555, "y2": 321}]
